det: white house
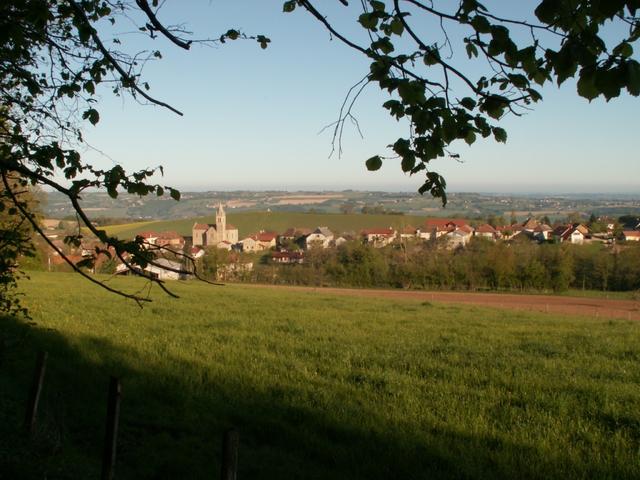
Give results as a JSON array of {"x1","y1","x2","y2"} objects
[
  {"x1": 362, "y1": 227, "x2": 396, "y2": 247},
  {"x1": 474, "y1": 224, "x2": 497, "y2": 241},
  {"x1": 446, "y1": 228, "x2": 473, "y2": 248},
  {"x1": 305, "y1": 227, "x2": 334, "y2": 249}
]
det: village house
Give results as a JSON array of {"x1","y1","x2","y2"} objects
[
  {"x1": 239, "y1": 235, "x2": 260, "y2": 252},
  {"x1": 533, "y1": 224, "x2": 552, "y2": 241},
  {"x1": 399, "y1": 225, "x2": 421, "y2": 241},
  {"x1": 192, "y1": 203, "x2": 238, "y2": 247},
  {"x1": 136, "y1": 231, "x2": 159, "y2": 245},
  {"x1": 271, "y1": 251, "x2": 304, "y2": 264},
  {"x1": 622, "y1": 230, "x2": 640, "y2": 242},
  {"x1": 278, "y1": 227, "x2": 312, "y2": 245},
  {"x1": 520, "y1": 217, "x2": 540, "y2": 232},
  {"x1": 136, "y1": 231, "x2": 185, "y2": 251},
  {"x1": 496, "y1": 224, "x2": 523, "y2": 240},
  {"x1": 424, "y1": 218, "x2": 470, "y2": 239},
  {"x1": 155, "y1": 231, "x2": 185, "y2": 249},
  {"x1": 256, "y1": 231, "x2": 278, "y2": 249},
  {"x1": 334, "y1": 236, "x2": 348, "y2": 247},
  {"x1": 239, "y1": 230, "x2": 277, "y2": 252},
  {"x1": 116, "y1": 257, "x2": 186, "y2": 281},
  {"x1": 446, "y1": 226, "x2": 474, "y2": 248},
  {"x1": 474, "y1": 224, "x2": 497, "y2": 241},
  {"x1": 361, "y1": 227, "x2": 397, "y2": 247},
  {"x1": 216, "y1": 240, "x2": 234, "y2": 251},
  {"x1": 304, "y1": 227, "x2": 334, "y2": 249},
  {"x1": 552, "y1": 223, "x2": 589, "y2": 244}
]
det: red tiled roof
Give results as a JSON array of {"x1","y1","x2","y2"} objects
[
  {"x1": 623, "y1": 230, "x2": 640, "y2": 237},
  {"x1": 226, "y1": 224, "x2": 237, "y2": 230},
  {"x1": 476, "y1": 224, "x2": 496, "y2": 234},
  {"x1": 257, "y1": 231, "x2": 278, "y2": 242},
  {"x1": 137, "y1": 231, "x2": 158, "y2": 238},
  {"x1": 521, "y1": 218, "x2": 539, "y2": 229},
  {"x1": 193, "y1": 223, "x2": 210, "y2": 231},
  {"x1": 424, "y1": 218, "x2": 469, "y2": 231}
]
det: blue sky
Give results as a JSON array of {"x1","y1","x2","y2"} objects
[{"x1": 81, "y1": 1, "x2": 639, "y2": 194}]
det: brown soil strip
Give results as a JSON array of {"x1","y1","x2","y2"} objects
[{"x1": 239, "y1": 284, "x2": 640, "y2": 321}]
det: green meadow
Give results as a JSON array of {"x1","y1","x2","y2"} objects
[
  {"x1": 1, "y1": 272, "x2": 639, "y2": 479},
  {"x1": 101, "y1": 211, "x2": 428, "y2": 239}
]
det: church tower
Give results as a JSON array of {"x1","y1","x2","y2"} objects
[{"x1": 216, "y1": 203, "x2": 226, "y2": 238}]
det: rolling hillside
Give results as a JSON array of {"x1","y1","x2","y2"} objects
[{"x1": 102, "y1": 211, "x2": 430, "y2": 239}]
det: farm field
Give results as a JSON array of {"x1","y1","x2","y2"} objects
[
  {"x1": 2, "y1": 272, "x2": 640, "y2": 479},
  {"x1": 100, "y1": 211, "x2": 428, "y2": 239}
]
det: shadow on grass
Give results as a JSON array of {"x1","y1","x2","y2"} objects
[{"x1": 0, "y1": 315, "x2": 631, "y2": 480}]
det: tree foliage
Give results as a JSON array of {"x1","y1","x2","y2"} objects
[
  {"x1": 0, "y1": 0, "x2": 268, "y2": 308},
  {"x1": 285, "y1": 1, "x2": 639, "y2": 203}
]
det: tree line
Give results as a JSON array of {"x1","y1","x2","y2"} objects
[{"x1": 232, "y1": 239, "x2": 640, "y2": 294}]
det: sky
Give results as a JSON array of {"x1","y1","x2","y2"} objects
[{"x1": 80, "y1": 1, "x2": 640, "y2": 194}]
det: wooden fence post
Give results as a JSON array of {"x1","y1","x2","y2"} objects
[
  {"x1": 101, "y1": 376, "x2": 121, "y2": 480},
  {"x1": 24, "y1": 350, "x2": 48, "y2": 435},
  {"x1": 220, "y1": 428, "x2": 239, "y2": 480}
]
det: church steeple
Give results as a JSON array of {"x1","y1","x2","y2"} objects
[{"x1": 216, "y1": 202, "x2": 226, "y2": 234}]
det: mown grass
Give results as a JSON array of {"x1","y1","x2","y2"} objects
[
  {"x1": 101, "y1": 211, "x2": 428, "y2": 239},
  {"x1": 1, "y1": 272, "x2": 639, "y2": 479}
]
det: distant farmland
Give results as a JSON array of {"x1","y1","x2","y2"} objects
[
  {"x1": 101, "y1": 211, "x2": 429, "y2": 239},
  {"x1": 2, "y1": 272, "x2": 639, "y2": 479}
]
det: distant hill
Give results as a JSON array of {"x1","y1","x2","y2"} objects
[{"x1": 102, "y1": 211, "x2": 429, "y2": 239}]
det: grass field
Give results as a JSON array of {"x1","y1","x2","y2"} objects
[
  {"x1": 101, "y1": 211, "x2": 428, "y2": 239},
  {"x1": 1, "y1": 272, "x2": 639, "y2": 479}
]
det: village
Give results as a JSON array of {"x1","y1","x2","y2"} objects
[{"x1": 36, "y1": 203, "x2": 639, "y2": 281}]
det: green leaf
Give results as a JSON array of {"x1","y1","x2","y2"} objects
[
  {"x1": 613, "y1": 41, "x2": 633, "y2": 58},
  {"x1": 282, "y1": 1, "x2": 296, "y2": 13},
  {"x1": 577, "y1": 70, "x2": 599, "y2": 101},
  {"x1": 382, "y1": 99, "x2": 404, "y2": 118},
  {"x1": 465, "y1": 42, "x2": 478, "y2": 59},
  {"x1": 82, "y1": 108, "x2": 100, "y2": 125},
  {"x1": 626, "y1": 60, "x2": 640, "y2": 96},
  {"x1": 169, "y1": 188, "x2": 181, "y2": 201},
  {"x1": 370, "y1": 0, "x2": 385, "y2": 11},
  {"x1": 401, "y1": 153, "x2": 416, "y2": 172},
  {"x1": 390, "y1": 17, "x2": 404, "y2": 35},
  {"x1": 256, "y1": 35, "x2": 271, "y2": 49},
  {"x1": 460, "y1": 97, "x2": 476, "y2": 110},
  {"x1": 422, "y1": 48, "x2": 440, "y2": 66},
  {"x1": 366, "y1": 155, "x2": 383, "y2": 171},
  {"x1": 372, "y1": 37, "x2": 394, "y2": 54},
  {"x1": 358, "y1": 13, "x2": 378, "y2": 30},
  {"x1": 492, "y1": 127, "x2": 507, "y2": 143},
  {"x1": 470, "y1": 15, "x2": 491, "y2": 34},
  {"x1": 464, "y1": 130, "x2": 476, "y2": 145},
  {"x1": 397, "y1": 80, "x2": 426, "y2": 105}
]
